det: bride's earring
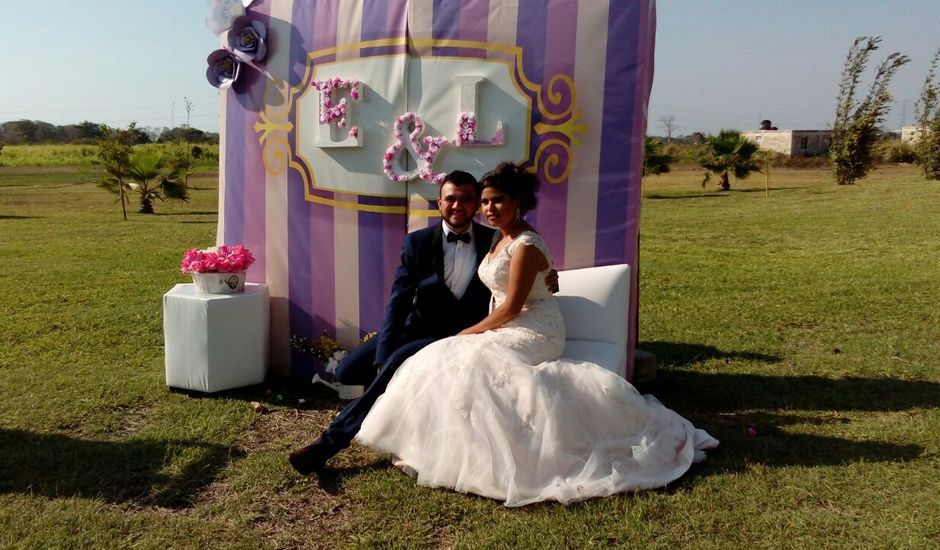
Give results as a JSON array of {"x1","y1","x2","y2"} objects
[{"x1": 515, "y1": 208, "x2": 522, "y2": 222}]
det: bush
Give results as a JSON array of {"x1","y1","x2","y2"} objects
[{"x1": 875, "y1": 140, "x2": 916, "y2": 164}]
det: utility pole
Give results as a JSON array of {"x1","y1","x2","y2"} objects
[
  {"x1": 184, "y1": 97, "x2": 193, "y2": 128},
  {"x1": 899, "y1": 99, "x2": 910, "y2": 130},
  {"x1": 171, "y1": 102, "x2": 175, "y2": 128}
]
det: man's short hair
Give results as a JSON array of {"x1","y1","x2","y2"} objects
[{"x1": 441, "y1": 170, "x2": 482, "y2": 197}]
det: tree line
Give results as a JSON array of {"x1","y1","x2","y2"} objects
[{"x1": 0, "y1": 119, "x2": 218, "y2": 146}]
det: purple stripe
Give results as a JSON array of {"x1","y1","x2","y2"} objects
[
  {"x1": 536, "y1": 0, "x2": 578, "y2": 269},
  {"x1": 361, "y1": 0, "x2": 390, "y2": 55},
  {"x1": 223, "y1": 92, "x2": 245, "y2": 246},
  {"x1": 307, "y1": 1, "x2": 340, "y2": 344},
  {"x1": 242, "y1": 112, "x2": 265, "y2": 281},
  {"x1": 287, "y1": 169, "x2": 314, "y2": 377},
  {"x1": 388, "y1": 1, "x2": 407, "y2": 37},
  {"x1": 361, "y1": 0, "x2": 407, "y2": 57},
  {"x1": 362, "y1": 0, "x2": 389, "y2": 41},
  {"x1": 387, "y1": 0, "x2": 407, "y2": 52},
  {"x1": 382, "y1": 212, "x2": 404, "y2": 327},
  {"x1": 359, "y1": 5, "x2": 409, "y2": 341},
  {"x1": 458, "y1": 0, "x2": 490, "y2": 58},
  {"x1": 516, "y1": 0, "x2": 547, "y2": 99},
  {"x1": 594, "y1": 0, "x2": 641, "y2": 266},
  {"x1": 514, "y1": 0, "x2": 547, "y2": 228},
  {"x1": 626, "y1": 0, "x2": 656, "y2": 379},
  {"x1": 358, "y1": 212, "x2": 386, "y2": 334},
  {"x1": 286, "y1": 0, "x2": 325, "y2": 377},
  {"x1": 595, "y1": 0, "x2": 654, "y2": 379},
  {"x1": 460, "y1": 0, "x2": 489, "y2": 41},
  {"x1": 432, "y1": 0, "x2": 462, "y2": 56},
  {"x1": 432, "y1": 1, "x2": 460, "y2": 37},
  {"x1": 309, "y1": 200, "x2": 336, "y2": 337}
]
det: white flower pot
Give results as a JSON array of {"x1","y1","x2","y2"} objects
[{"x1": 191, "y1": 272, "x2": 246, "y2": 294}]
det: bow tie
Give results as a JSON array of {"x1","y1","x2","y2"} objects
[{"x1": 446, "y1": 231, "x2": 471, "y2": 244}]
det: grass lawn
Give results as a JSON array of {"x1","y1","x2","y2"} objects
[{"x1": 1, "y1": 162, "x2": 938, "y2": 548}]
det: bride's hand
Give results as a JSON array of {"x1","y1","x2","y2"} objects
[{"x1": 545, "y1": 269, "x2": 559, "y2": 293}]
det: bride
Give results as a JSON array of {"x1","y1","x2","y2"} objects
[{"x1": 357, "y1": 162, "x2": 718, "y2": 507}]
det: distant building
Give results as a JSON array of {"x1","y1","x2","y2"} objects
[
  {"x1": 741, "y1": 120, "x2": 831, "y2": 157},
  {"x1": 901, "y1": 126, "x2": 923, "y2": 144}
]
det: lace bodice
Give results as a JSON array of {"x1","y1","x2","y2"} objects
[
  {"x1": 479, "y1": 231, "x2": 555, "y2": 305},
  {"x1": 476, "y1": 230, "x2": 565, "y2": 363}
]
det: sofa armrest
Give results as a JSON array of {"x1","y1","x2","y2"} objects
[{"x1": 556, "y1": 264, "x2": 630, "y2": 347}]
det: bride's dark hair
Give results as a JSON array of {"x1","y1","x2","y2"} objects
[{"x1": 480, "y1": 162, "x2": 540, "y2": 214}]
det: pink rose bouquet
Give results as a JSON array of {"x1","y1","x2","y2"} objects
[{"x1": 181, "y1": 245, "x2": 255, "y2": 274}]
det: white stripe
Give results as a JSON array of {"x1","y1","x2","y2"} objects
[
  {"x1": 264, "y1": 0, "x2": 295, "y2": 372},
  {"x1": 408, "y1": 193, "x2": 433, "y2": 232},
  {"x1": 409, "y1": 0, "x2": 435, "y2": 47},
  {"x1": 215, "y1": 18, "x2": 228, "y2": 247},
  {"x1": 333, "y1": 4, "x2": 364, "y2": 350},
  {"x1": 487, "y1": 0, "x2": 518, "y2": 48},
  {"x1": 217, "y1": 95, "x2": 228, "y2": 246},
  {"x1": 337, "y1": 0, "x2": 363, "y2": 50},
  {"x1": 564, "y1": 0, "x2": 608, "y2": 269}
]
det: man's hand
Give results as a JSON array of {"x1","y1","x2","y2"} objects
[{"x1": 545, "y1": 269, "x2": 559, "y2": 294}]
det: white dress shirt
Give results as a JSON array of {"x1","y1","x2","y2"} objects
[{"x1": 441, "y1": 221, "x2": 477, "y2": 299}]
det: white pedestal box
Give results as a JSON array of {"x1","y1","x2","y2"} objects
[{"x1": 163, "y1": 283, "x2": 269, "y2": 392}]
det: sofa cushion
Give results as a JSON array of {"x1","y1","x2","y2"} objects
[
  {"x1": 555, "y1": 264, "x2": 630, "y2": 345},
  {"x1": 561, "y1": 339, "x2": 626, "y2": 378}
]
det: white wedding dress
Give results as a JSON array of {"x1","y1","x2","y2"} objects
[{"x1": 357, "y1": 231, "x2": 718, "y2": 506}]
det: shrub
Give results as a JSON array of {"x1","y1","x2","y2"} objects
[{"x1": 875, "y1": 141, "x2": 917, "y2": 164}]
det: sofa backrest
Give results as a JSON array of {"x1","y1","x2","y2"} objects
[{"x1": 555, "y1": 264, "x2": 631, "y2": 346}]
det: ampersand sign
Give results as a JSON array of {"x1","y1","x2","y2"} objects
[{"x1": 382, "y1": 112, "x2": 450, "y2": 185}]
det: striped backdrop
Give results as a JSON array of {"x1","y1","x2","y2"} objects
[{"x1": 217, "y1": 0, "x2": 656, "y2": 379}]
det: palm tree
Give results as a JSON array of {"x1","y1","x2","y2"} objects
[
  {"x1": 700, "y1": 129, "x2": 761, "y2": 190},
  {"x1": 643, "y1": 136, "x2": 674, "y2": 178},
  {"x1": 99, "y1": 150, "x2": 189, "y2": 214}
]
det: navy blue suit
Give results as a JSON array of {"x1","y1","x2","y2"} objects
[{"x1": 321, "y1": 221, "x2": 496, "y2": 450}]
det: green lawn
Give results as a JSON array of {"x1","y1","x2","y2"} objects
[{"x1": 1, "y1": 162, "x2": 937, "y2": 548}]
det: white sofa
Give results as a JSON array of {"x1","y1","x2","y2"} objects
[{"x1": 555, "y1": 264, "x2": 631, "y2": 378}]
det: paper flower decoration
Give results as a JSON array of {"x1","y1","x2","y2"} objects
[
  {"x1": 456, "y1": 112, "x2": 477, "y2": 145},
  {"x1": 383, "y1": 112, "x2": 450, "y2": 185},
  {"x1": 228, "y1": 16, "x2": 267, "y2": 62},
  {"x1": 312, "y1": 78, "x2": 361, "y2": 127},
  {"x1": 206, "y1": 0, "x2": 246, "y2": 34},
  {"x1": 206, "y1": 49, "x2": 242, "y2": 89}
]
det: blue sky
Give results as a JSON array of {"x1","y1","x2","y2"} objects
[
  {"x1": 651, "y1": 0, "x2": 940, "y2": 135},
  {"x1": 2, "y1": 1, "x2": 938, "y2": 136}
]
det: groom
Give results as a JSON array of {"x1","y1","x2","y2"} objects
[{"x1": 289, "y1": 170, "x2": 497, "y2": 474}]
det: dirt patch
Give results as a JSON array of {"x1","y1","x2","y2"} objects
[
  {"x1": 236, "y1": 404, "x2": 341, "y2": 453},
  {"x1": 106, "y1": 403, "x2": 157, "y2": 439}
]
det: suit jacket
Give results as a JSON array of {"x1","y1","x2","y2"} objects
[{"x1": 374, "y1": 221, "x2": 496, "y2": 365}]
